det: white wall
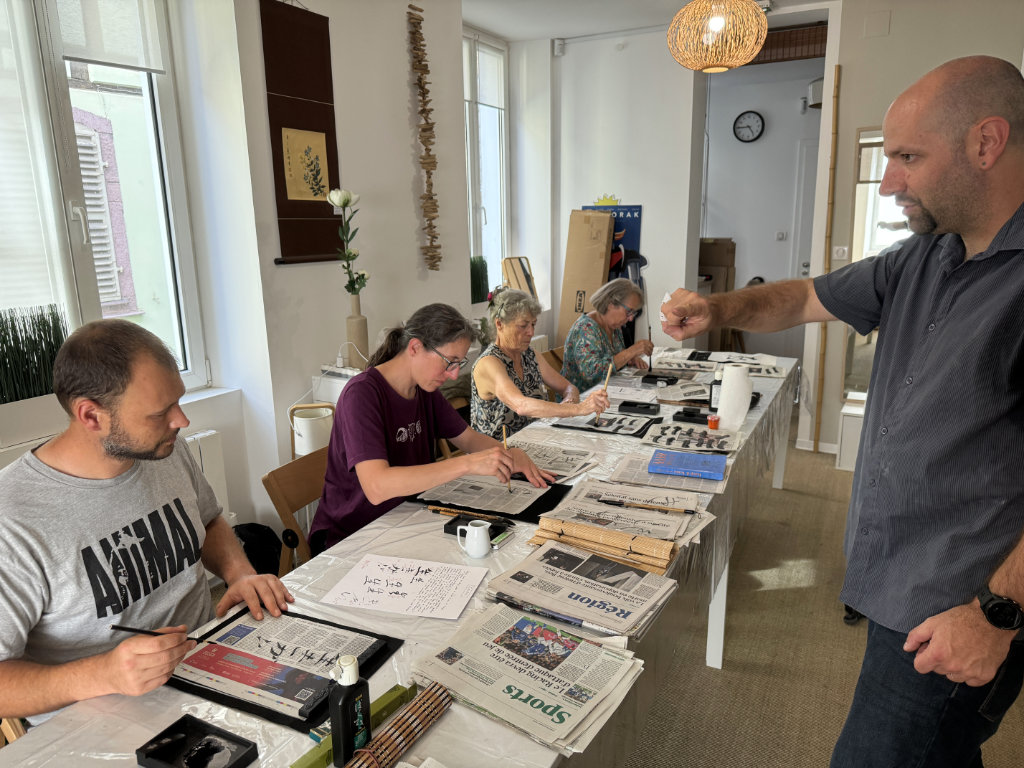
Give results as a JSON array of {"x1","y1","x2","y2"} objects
[
  {"x1": 169, "y1": 0, "x2": 473, "y2": 527},
  {"x1": 511, "y1": 29, "x2": 703, "y2": 349},
  {"x1": 508, "y1": 38, "x2": 555, "y2": 340},
  {"x1": 807, "y1": 0, "x2": 1024, "y2": 452},
  {"x1": 170, "y1": 0, "x2": 275, "y2": 525},
  {"x1": 704, "y1": 57, "x2": 826, "y2": 361}
]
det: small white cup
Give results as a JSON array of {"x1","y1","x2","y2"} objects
[{"x1": 457, "y1": 519, "x2": 492, "y2": 558}]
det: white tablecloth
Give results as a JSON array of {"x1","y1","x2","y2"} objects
[{"x1": 2, "y1": 361, "x2": 796, "y2": 767}]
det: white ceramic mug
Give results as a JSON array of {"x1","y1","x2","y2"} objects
[{"x1": 457, "y1": 519, "x2": 491, "y2": 558}]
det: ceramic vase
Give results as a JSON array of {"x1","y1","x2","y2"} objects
[
  {"x1": 717, "y1": 363, "x2": 752, "y2": 431},
  {"x1": 347, "y1": 293, "x2": 369, "y2": 370}
]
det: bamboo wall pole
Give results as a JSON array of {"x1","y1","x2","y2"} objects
[{"x1": 813, "y1": 64, "x2": 841, "y2": 452}]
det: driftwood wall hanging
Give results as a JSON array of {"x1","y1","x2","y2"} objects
[{"x1": 407, "y1": 4, "x2": 442, "y2": 270}]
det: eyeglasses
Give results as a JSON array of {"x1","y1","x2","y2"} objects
[
  {"x1": 615, "y1": 301, "x2": 641, "y2": 320},
  {"x1": 428, "y1": 346, "x2": 468, "y2": 372}
]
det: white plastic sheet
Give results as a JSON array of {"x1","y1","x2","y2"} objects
[{"x1": 2, "y1": 361, "x2": 795, "y2": 768}]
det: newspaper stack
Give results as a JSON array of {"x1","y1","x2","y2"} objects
[
  {"x1": 563, "y1": 479, "x2": 716, "y2": 550},
  {"x1": 528, "y1": 499, "x2": 683, "y2": 574},
  {"x1": 412, "y1": 603, "x2": 644, "y2": 756},
  {"x1": 486, "y1": 540, "x2": 677, "y2": 638}
]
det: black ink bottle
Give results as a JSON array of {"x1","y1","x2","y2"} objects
[
  {"x1": 330, "y1": 655, "x2": 371, "y2": 766},
  {"x1": 709, "y1": 369, "x2": 724, "y2": 412}
]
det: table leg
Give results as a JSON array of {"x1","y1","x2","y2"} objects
[
  {"x1": 772, "y1": 411, "x2": 791, "y2": 490},
  {"x1": 705, "y1": 560, "x2": 729, "y2": 669}
]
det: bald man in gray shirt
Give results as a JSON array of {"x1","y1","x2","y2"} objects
[{"x1": 661, "y1": 56, "x2": 1024, "y2": 767}]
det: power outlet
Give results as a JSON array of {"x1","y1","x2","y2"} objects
[{"x1": 833, "y1": 246, "x2": 849, "y2": 260}]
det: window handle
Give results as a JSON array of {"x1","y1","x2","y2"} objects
[
  {"x1": 480, "y1": 206, "x2": 487, "y2": 226},
  {"x1": 69, "y1": 203, "x2": 90, "y2": 245}
]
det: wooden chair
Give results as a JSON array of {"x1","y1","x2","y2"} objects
[
  {"x1": 261, "y1": 447, "x2": 328, "y2": 577},
  {"x1": 541, "y1": 347, "x2": 565, "y2": 402},
  {"x1": 437, "y1": 396, "x2": 469, "y2": 460},
  {"x1": 1, "y1": 717, "x2": 26, "y2": 746}
]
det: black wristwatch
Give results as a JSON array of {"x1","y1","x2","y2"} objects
[{"x1": 977, "y1": 583, "x2": 1024, "y2": 630}]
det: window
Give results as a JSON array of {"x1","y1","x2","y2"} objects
[
  {"x1": 1, "y1": 0, "x2": 207, "y2": 392},
  {"x1": 852, "y1": 130, "x2": 907, "y2": 261},
  {"x1": 463, "y1": 30, "x2": 509, "y2": 303}
]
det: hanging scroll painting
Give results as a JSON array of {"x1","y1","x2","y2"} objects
[{"x1": 259, "y1": 0, "x2": 340, "y2": 264}]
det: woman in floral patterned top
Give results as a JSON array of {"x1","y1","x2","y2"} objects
[
  {"x1": 471, "y1": 289, "x2": 610, "y2": 439},
  {"x1": 561, "y1": 278, "x2": 654, "y2": 391}
]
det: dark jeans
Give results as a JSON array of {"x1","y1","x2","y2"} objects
[{"x1": 831, "y1": 621, "x2": 1024, "y2": 768}]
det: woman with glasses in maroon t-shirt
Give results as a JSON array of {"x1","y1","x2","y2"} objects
[{"x1": 310, "y1": 303, "x2": 553, "y2": 553}]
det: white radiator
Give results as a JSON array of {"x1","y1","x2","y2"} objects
[
  {"x1": 184, "y1": 430, "x2": 237, "y2": 526},
  {"x1": 530, "y1": 334, "x2": 550, "y2": 354}
]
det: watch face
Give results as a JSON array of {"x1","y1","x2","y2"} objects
[
  {"x1": 733, "y1": 110, "x2": 764, "y2": 143},
  {"x1": 986, "y1": 599, "x2": 1024, "y2": 630}
]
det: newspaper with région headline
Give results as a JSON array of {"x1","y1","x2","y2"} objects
[{"x1": 486, "y1": 540, "x2": 676, "y2": 637}]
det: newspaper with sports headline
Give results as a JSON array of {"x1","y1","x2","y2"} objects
[
  {"x1": 486, "y1": 540, "x2": 676, "y2": 638},
  {"x1": 412, "y1": 602, "x2": 644, "y2": 755}
]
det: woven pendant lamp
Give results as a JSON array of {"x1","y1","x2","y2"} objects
[{"x1": 667, "y1": 0, "x2": 768, "y2": 74}]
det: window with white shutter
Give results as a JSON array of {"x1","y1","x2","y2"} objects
[
  {"x1": 75, "y1": 124, "x2": 121, "y2": 304},
  {"x1": 0, "y1": 0, "x2": 208, "y2": 399}
]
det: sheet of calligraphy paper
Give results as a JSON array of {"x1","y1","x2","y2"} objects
[{"x1": 320, "y1": 554, "x2": 488, "y2": 620}]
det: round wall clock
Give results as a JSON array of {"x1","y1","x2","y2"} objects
[{"x1": 733, "y1": 110, "x2": 765, "y2": 142}]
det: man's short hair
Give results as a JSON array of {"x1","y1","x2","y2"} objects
[{"x1": 52, "y1": 319, "x2": 180, "y2": 415}]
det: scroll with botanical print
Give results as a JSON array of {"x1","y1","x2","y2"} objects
[{"x1": 282, "y1": 128, "x2": 329, "y2": 201}]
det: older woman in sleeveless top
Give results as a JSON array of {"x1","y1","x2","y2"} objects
[{"x1": 471, "y1": 289, "x2": 609, "y2": 440}]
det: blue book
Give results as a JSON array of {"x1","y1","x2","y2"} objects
[{"x1": 648, "y1": 450, "x2": 727, "y2": 481}]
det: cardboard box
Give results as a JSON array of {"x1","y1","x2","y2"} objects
[
  {"x1": 699, "y1": 237, "x2": 736, "y2": 267},
  {"x1": 701, "y1": 265, "x2": 735, "y2": 296},
  {"x1": 698, "y1": 239, "x2": 736, "y2": 352},
  {"x1": 502, "y1": 256, "x2": 538, "y2": 299},
  {"x1": 557, "y1": 210, "x2": 614, "y2": 345}
]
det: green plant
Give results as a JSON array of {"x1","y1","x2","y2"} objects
[
  {"x1": 476, "y1": 317, "x2": 493, "y2": 347},
  {"x1": 470, "y1": 255, "x2": 489, "y2": 304},
  {"x1": 0, "y1": 304, "x2": 69, "y2": 404},
  {"x1": 326, "y1": 188, "x2": 368, "y2": 295}
]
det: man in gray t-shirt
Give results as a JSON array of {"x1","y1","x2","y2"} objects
[
  {"x1": 659, "y1": 56, "x2": 1024, "y2": 766},
  {"x1": 0, "y1": 320, "x2": 293, "y2": 723}
]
